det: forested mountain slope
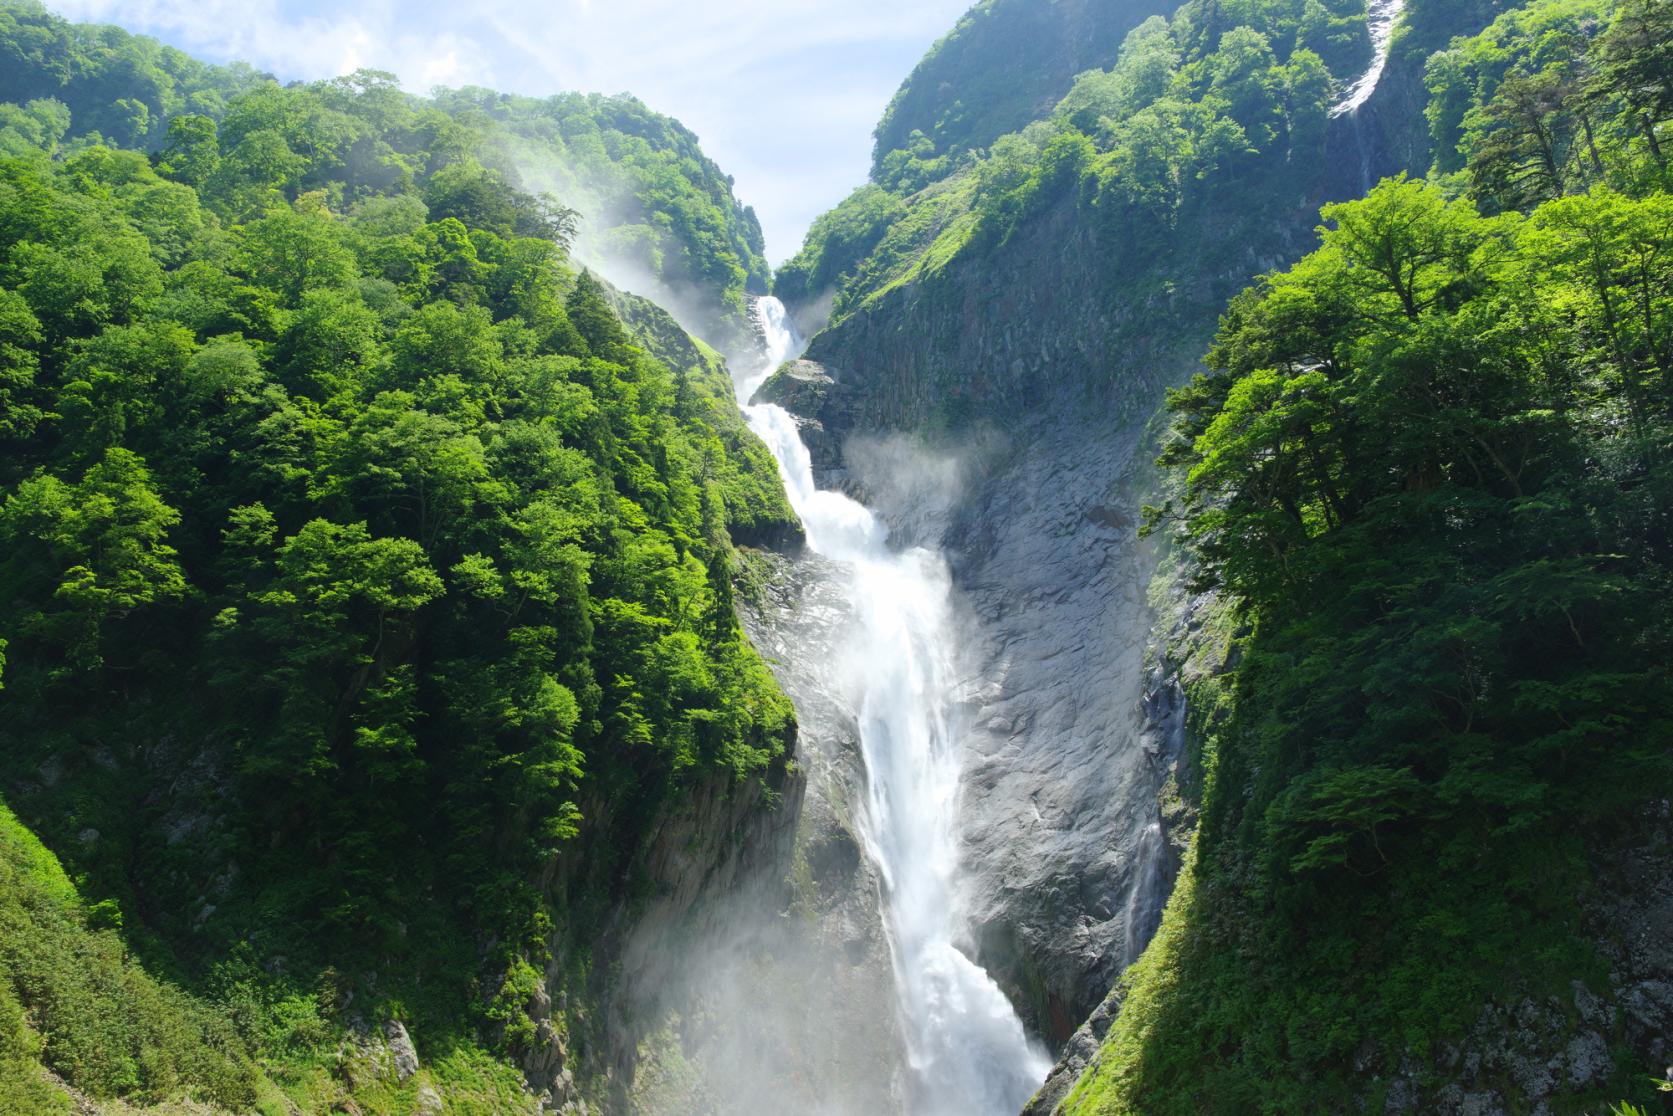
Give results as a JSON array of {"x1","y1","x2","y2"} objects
[
  {"x1": 0, "y1": 0, "x2": 770, "y2": 352},
  {"x1": 767, "y1": 0, "x2": 1422, "y2": 457},
  {"x1": 1051, "y1": 2, "x2": 1673, "y2": 1110},
  {"x1": 0, "y1": 7, "x2": 799, "y2": 1113},
  {"x1": 772, "y1": 0, "x2": 1673, "y2": 1111},
  {"x1": 436, "y1": 87, "x2": 771, "y2": 356}
]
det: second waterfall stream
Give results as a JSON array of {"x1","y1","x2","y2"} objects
[{"x1": 735, "y1": 297, "x2": 1050, "y2": 1115}]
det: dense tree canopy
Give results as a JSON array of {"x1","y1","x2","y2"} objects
[
  {"x1": 1068, "y1": 5, "x2": 1673, "y2": 1107},
  {"x1": 0, "y1": 20, "x2": 797, "y2": 1113},
  {"x1": 0, "y1": 0, "x2": 770, "y2": 353}
]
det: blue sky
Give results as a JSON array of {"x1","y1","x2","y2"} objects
[{"x1": 46, "y1": 0, "x2": 975, "y2": 263}]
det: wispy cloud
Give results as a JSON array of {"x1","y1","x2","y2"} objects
[{"x1": 45, "y1": 0, "x2": 973, "y2": 262}]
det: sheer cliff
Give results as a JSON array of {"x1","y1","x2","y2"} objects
[
  {"x1": 772, "y1": 0, "x2": 1673, "y2": 1111},
  {"x1": 768, "y1": 0, "x2": 1429, "y2": 1044}
]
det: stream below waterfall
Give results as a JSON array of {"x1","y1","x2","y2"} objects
[{"x1": 733, "y1": 298, "x2": 1050, "y2": 1115}]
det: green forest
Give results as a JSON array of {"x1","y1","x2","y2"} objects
[
  {"x1": 1, "y1": 0, "x2": 1671, "y2": 1112},
  {"x1": 0, "y1": 2, "x2": 799, "y2": 1112},
  {"x1": 0, "y1": 1, "x2": 769, "y2": 352},
  {"x1": 1065, "y1": 0, "x2": 1673, "y2": 1111},
  {"x1": 776, "y1": 0, "x2": 1375, "y2": 351}
]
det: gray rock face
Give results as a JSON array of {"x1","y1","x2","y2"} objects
[
  {"x1": 761, "y1": 201, "x2": 1234, "y2": 1056},
  {"x1": 782, "y1": 197, "x2": 1217, "y2": 486},
  {"x1": 753, "y1": 359, "x2": 851, "y2": 489},
  {"x1": 934, "y1": 411, "x2": 1175, "y2": 1042},
  {"x1": 338, "y1": 1017, "x2": 422, "y2": 1091},
  {"x1": 1321, "y1": 17, "x2": 1434, "y2": 204},
  {"x1": 383, "y1": 1019, "x2": 419, "y2": 1083},
  {"x1": 600, "y1": 386, "x2": 1191, "y2": 1105},
  {"x1": 616, "y1": 549, "x2": 908, "y2": 1116}
]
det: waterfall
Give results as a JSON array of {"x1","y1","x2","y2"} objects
[
  {"x1": 1331, "y1": 0, "x2": 1406, "y2": 119},
  {"x1": 1122, "y1": 821, "x2": 1167, "y2": 969},
  {"x1": 736, "y1": 297, "x2": 1051, "y2": 1115}
]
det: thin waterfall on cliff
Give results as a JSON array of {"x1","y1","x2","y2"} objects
[
  {"x1": 736, "y1": 297, "x2": 1050, "y2": 1115},
  {"x1": 1331, "y1": 0, "x2": 1406, "y2": 119},
  {"x1": 1122, "y1": 820, "x2": 1168, "y2": 969}
]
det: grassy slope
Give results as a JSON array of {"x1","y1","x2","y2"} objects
[{"x1": 0, "y1": 796, "x2": 545, "y2": 1115}]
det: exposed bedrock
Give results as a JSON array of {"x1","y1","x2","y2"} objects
[
  {"x1": 946, "y1": 416, "x2": 1184, "y2": 1045},
  {"x1": 829, "y1": 407, "x2": 1188, "y2": 1047},
  {"x1": 616, "y1": 548, "x2": 910, "y2": 1116},
  {"x1": 755, "y1": 191, "x2": 1281, "y2": 1049}
]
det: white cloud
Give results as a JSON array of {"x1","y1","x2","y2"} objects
[{"x1": 44, "y1": 0, "x2": 974, "y2": 262}]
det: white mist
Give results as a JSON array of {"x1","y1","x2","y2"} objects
[{"x1": 735, "y1": 298, "x2": 1050, "y2": 1115}]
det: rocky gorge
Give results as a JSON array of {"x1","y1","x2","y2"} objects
[
  {"x1": 0, "y1": 0, "x2": 1669, "y2": 1112},
  {"x1": 608, "y1": 0, "x2": 1673, "y2": 1110}
]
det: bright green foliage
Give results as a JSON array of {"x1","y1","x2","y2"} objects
[
  {"x1": 0, "y1": 802, "x2": 258, "y2": 1110},
  {"x1": 1, "y1": 447, "x2": 188, "y2": 670},
  {"x1": 1424, "y1": 0, "x2": 1673, "y2": 206},
  {"x1": 0, "y1": 286, "x2": 44, "y2": 439},
  {"x1": 790, "y1": 0, "x2": 1351, "y2": 336},
  {"x1": 0, "y1": 27, "x2": 796, "y2": 1112},
  {"x1": 773, "y1": 184, "x2": 907, "y2": 309},
  {"x1": 870, "y1": 0, "x2": 1368, "y2": 192},
  {"x1": 1598, "y1": 0, "x2": 1673, "y2": 165},
  {"x1": 0, "y1": 2, "x2": 769, "y2": 353},
  {"x1": 433, "y1": 88, "x2": 772, "y2": 349},
  {"x1": 0, "y1": 96, "x2": 69, "y2": 158},
  {"x1": 1086, "y1": 171, "x2": 1673, "y2": 1110},
  {"x1": 871, "y1": 0, "x2": 1231, "y2": 187},
  {"x1": 0, "y1": 1, "x2": 263, "y2": 151}
]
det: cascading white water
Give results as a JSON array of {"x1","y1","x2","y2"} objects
[
  {"x1": 1122, "y1": 820, "x2": 1167, "y2": 969},
  {"x1": 1331, "y1": 0, "x2": 1406, "y2": 118},
  {"x1": 737, "y1": 297, "x2": 1050, "y2": 1115}
]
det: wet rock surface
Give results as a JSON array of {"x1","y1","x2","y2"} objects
[
  {"x1": 934, "y1": 411, "x2": 1174, "y2": 1043},
  {"x1": 621, "y1": 549, "x2": 908, "y2": 1116},
  {"x1": 1022, "y1": 983, "x2": 1126, "y2": 1116},
  {"x1": 769, "y1": 272, "x2": 1218, "y2": 1059},
  {"x1": 793, "y1": 396, "x2": 1195, "y2": 1056}
]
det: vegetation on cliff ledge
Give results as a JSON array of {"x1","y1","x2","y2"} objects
[
  {"x1": 777, "y1": 0, "x2": 1373, "y2": 364},
  {"x1": 1065, "y1": 1, "x2": 1673, "y2": 1110}
]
